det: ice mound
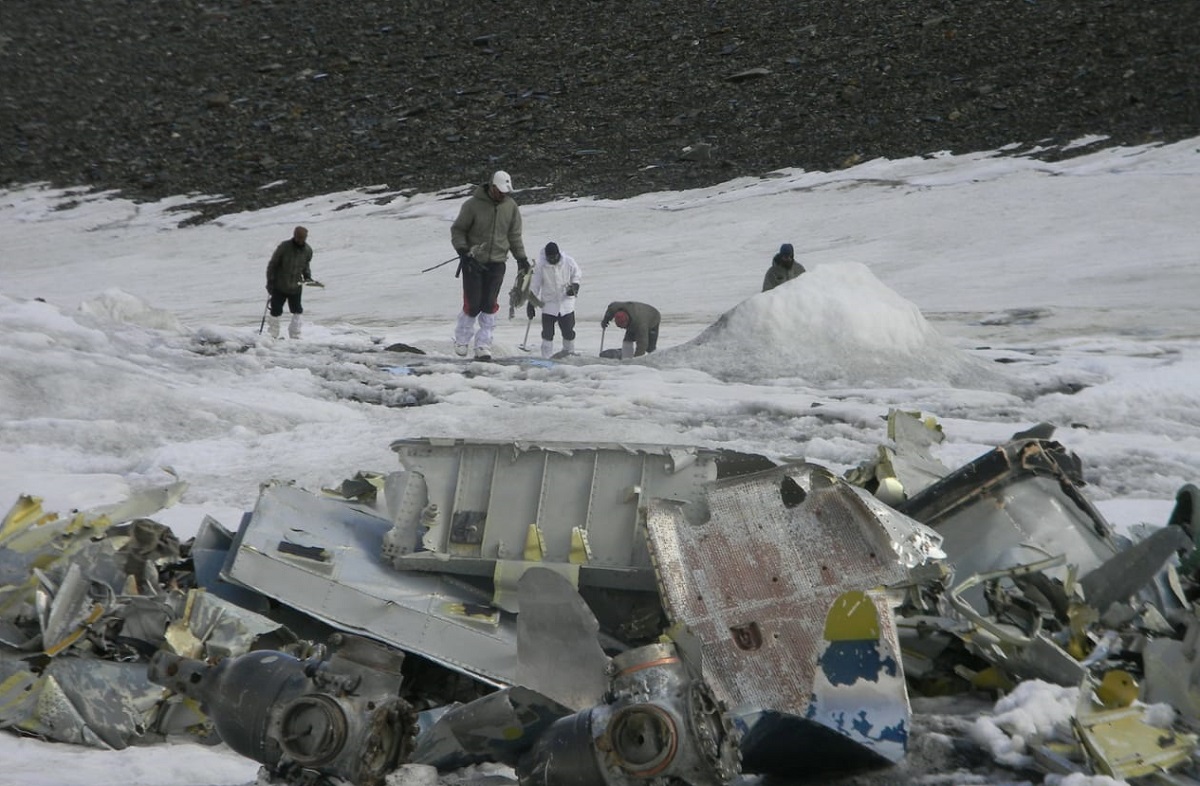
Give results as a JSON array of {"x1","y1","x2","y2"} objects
[{"x1": 653, "y1": 262, "x2": 1014, "y2": 389}]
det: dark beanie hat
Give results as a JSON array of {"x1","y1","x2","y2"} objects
[
  {"x1": 779, "y1": 243, "x2": 794, "y2": 257},
  {"x1": 545, "y1": 242, "x2": 561, "y2": 261}
]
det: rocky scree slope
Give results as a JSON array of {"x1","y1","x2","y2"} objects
[{"x1": 1, "y1": 0, "x2": 1197, "y2": 222}]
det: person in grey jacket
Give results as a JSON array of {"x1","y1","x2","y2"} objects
[
  {"x1": 762, "y1": 242, "x2": 805, "y2": 292},
  {"x1": 601, "y1": 301, "x2": 661, "y2": 359},
  {"x1": 450, "y1": 170, "x2": 529, "y2": 360},
  {"x1": 265, "y1": 226, "x2": 314, "y2": 339}
]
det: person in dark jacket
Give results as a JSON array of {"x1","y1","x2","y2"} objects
[
  {"x1": 601, "y1": 301, "x2": 661, "y2": 359},
  {"x1": 762, "y1": 242, "x2": 805, "y2": 292},
  {"x1": 450, "y1": 170, "x2": 529, "y2": 360},
  {"x1": 265, "y1": 226, "x2": 315, "y2": 339}
]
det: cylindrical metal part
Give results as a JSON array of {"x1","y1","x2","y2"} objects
[
  {"x1": 148, "y1": 649, "x2": 310, "y2": 765},
  {"x1": 517, "y1": 710, "x2": 606, "y2": 786}
]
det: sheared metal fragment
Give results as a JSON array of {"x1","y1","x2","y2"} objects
[
  {"x1": 515, "y1": 568, "x2": 607, "y2": 711},
  {"x1": 899, "y1": 439, "x2": 1120, "y2": 612},
  {"x1": 1143, "y1": 616, "x2": 1200, "y2": 724},
  {"x1": 224, "y1": 481, "x2": 520, "y2": 686},
  {"x1": 0, "y1": 658, "x2": 162, "y2": 749},
  {"x1": 844, "y1": 409, "x2": 950, "y2": 503},
  {"x1": 1079, "y1": 523, "x2": 1192, "y2": 613},
  {"x1": 163, "y1": 588, "x2": 296, "y2": 661},
  {"x1": 646, "y1": 463, "x2": 939, "y2": 774},
  {"x1": 37, "y1": 562, "x2": 104, "y2": 656},
  {"x1": 0, "y1": 495, "x2": 59, "y2": 542},
  {"x1": 410, "y1": 686, "x2": 574, "y2": 770}
]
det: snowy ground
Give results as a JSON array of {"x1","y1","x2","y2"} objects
[{"x1": 1, "y1": 138, "x2": 1198, "y2": 785}]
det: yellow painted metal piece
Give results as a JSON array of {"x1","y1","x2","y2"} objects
[
  {"x1": 440, "y1": 601, "x2": 500, "y2": 627},
  {"x1": 0, "y1": 495, "x2": 58, "y2": 543},
  {"x1": 523, "y1": 523, "x2": 545, "y2": 561},
  {"x1": 1074, "y1": 680, "x2": 1198, "y2": 779},
  {"x1": 954, "y1": 665, "x2": 1015, "y2": 693},
  {"x1": 568, "y1": 527, "x2": 591, "y2": 564},
  {"x1": 43, "y1": 603, "x2": 105, "y2": 656},
  {"x1": 822, "y1": 589, "x2": 880, "y2": 641},
  {"x1": 164, "y1": 589, "x2": 205, "y2": 659},
  {"x1": 1095, "y1": 670, "x2": 1139, "y2": 709},
  {"x1": 0, "y1": 670, "x2": 42, "y2": 723}
]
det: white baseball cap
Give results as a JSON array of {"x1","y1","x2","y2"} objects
[{"x1": 491, "y1": 170, "x2": 514, "y2": 193}]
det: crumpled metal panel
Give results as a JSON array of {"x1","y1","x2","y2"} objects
[
  {"x1": 223, "y1": 481, "x2": 521, "y2": 686},
  {"x1": 0, "y1": 657, "x2": 162, "y2": 749},
  {"x1": 898, "y1": 439, "x2": 1120, "y2": 611},
  {"x1": 646, "y1": 463, "x2": 941, "y2": 771}
]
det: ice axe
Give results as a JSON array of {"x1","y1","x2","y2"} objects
[
  {"x1": 518, "y1": 316, "x2": 534, "y2": 352},
  {"x1": 422, "y1": 256, "x2": 458, "y2": 274}
]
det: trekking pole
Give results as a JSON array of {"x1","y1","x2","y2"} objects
[
  {"x1": 258, "y1": 296, "x2": 270, "y2": 334},
  {"x1": 599, "y1": 326, "x2": 607, "y2": 356},
  {"x1": 421, "y1": 256, "x2": 458, "y2": 273}
]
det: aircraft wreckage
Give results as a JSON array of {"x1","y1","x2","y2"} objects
[{"x1": 3, "y1": 413, "x2": 1200, "y2": 785}]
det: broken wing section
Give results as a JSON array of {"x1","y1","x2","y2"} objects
[
  {"x1": 223, "y1": 480, "x2": 522, "y2": 686},
  {"x1": 645, "y1": 462, "x2": 944, "y2": 774}
]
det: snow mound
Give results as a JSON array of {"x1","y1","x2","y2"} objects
[
  {"x1": 654, "y1": 262, "x2": 1015, "y2": 389},
  {"x1": 78, "y1": 288, "x2": 186, "y2": 332}
]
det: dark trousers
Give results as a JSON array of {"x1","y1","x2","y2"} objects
[
  {"x1": 461, "y1": 262, "x2": 506, "y2": 316},
  {"x1": 269, "y1": 290, "x2": 303, "y2": 317},
  {"x1": 624, "y1": 324, "x2": 659, "y2": 353},
  {"x1": 541, "y1": 311, "x2": 576, "y2": 341}
]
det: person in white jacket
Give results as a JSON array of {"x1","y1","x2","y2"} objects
[{"x1": 527, "y1": 242, "x2": 582, "y2": 358}]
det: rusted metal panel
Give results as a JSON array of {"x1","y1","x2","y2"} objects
[{"x1": 646, "y1": 463, "x2": 939, "y2": 769}]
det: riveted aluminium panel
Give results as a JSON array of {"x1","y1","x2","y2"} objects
[{"x1": 646, "y1": 463, "x2": 936, "y2": 765}]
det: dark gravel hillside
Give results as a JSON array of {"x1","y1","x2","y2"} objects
[{"x1": 2, "y1": 0, "x2": 1197, "y2": 222}]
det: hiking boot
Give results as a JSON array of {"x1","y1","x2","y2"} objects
[
  {"x1": 474, "y1": 345, "x2": 492, "y2": 360},
  {"x1": 454, "y1": 342, "x2": 469, "y2": 357}
]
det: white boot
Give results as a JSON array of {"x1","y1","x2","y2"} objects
[
  {"x1": 454, "y1": 312, "x2": 474, "y2": 355},
  {"x1": 562, "y1": 339, "x2": 575, "y2": 356},
  {"x1": 474, "y1": 311, "x2": 497, "y2": 350},
  {"x1": 267, "y1": 316, "x2": 281, "y2": 339},
  {"x1": 541, "y1": 340, "x2": 554, "y2": 359},
  {"x1": 288, "y1": 314, "x2": 302, "y2": 339}
]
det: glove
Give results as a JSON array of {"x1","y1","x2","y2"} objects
[
  {"x1": 266, "y1": 283, "x2": 275, "y2": 294},
  {"x1": 600, "y1": 319, "x2": 609, "y2": 329},
  {"x1": 526, "y1": 303, "x2": 537, "y2": 320},
  {"x1": 516, "y1": 257, "x2": 530, "y2": 274},
  {"x1": 460, "y1": 251, "x2": 485, "y2": 275},
  {"x1": 566, "y1": 282, "x2": 580, "y2": 297}
]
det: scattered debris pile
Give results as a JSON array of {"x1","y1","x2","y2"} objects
[{"x1": 3, "y1": 415, "x2": 1200, "y2": 785}]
